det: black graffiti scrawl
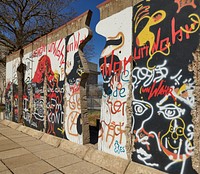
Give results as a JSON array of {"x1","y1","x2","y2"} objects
[{"x1": 132, "y1": 0, "x2": 200, "y2": 174}]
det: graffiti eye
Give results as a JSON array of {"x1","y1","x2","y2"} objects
[
  {"x1": 170, "y1": 126, "x2": 173, "y2": 132},
  {"x1": 157, "y1": 104, "x2": 185, "y2": 120},
  {"x1": 176, "y1": 127, "x2": 183, "y2": 135},
  {"x1": 133, "y1": 102, "x2": 148, "y2": 116}
]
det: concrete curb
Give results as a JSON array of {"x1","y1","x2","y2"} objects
[
  {"x1": 84, "y1": 147, "x2": 129, "y2": 174},
  {"x1": 59, "y1": 139, "x2": 90, "y2": 159},
  {"x1": 0, "y1": 120, "x2": 166, "y2": 174},
  {"x1": 40, "y1": 133, "x2": 61, "y2": 147},
  {"x1": 26, "y1": 128, "x2": 45, "y2": 139},
  {"x1": 16, "y1": 125, "x2": 31, "y2": 134},
  {"x1": 7, "y1": 121, "x2": 20, "y2": 129},
  {"x1": 0, "y1": 119, "x2": 11, "y2": 126}
]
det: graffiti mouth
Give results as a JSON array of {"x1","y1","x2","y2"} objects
[
  {"x1": 136, "y1": 147, "x2": 151, "y2": 158},
  {"x1": 138, "y1": 136, "x2": 149, "y2": 145}
]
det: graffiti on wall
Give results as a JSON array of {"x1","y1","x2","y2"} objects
[
  {"x1": 5, "y1": 58, "x2": 20, "y2": 122},
  {"x1": 5, "y1": 81, "x2": 12, "y2": 120},
  {"x1": 64, "y1": 28, "x2": 90, "y2": 144},
  {"x1": 132, "y1": 0, "x2": 199, "y2": 173},
  {"x1": 23, "y1": 38, "x2": 66, "y2": 136},
  {"x1": 96, "y1": 7, "x2": 133, "y2": 158},
  {"x1": 23, "y1": 52, "x2": 33, "y2": 128},
  {"x1": 21, "y1": 27, "x2": 91, "y2": 143}
]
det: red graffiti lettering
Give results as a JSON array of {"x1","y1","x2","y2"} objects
[
  {"x1": 141, "y1": 80, "x2": 175, "y2": 100},
  {"x1": 174, "y1": 0, "x2": 196, "y2": 13},
  {"x1": 32, "y1": 44, "x2": 46, "y2": 57},
  {"x1": 100, "y1": 51, "x2": 132, "y2": 77},
  {"x1": 48, "y1": 39, "x2": 65, "y2": 66},
  {"x1": 66, "y1": 32, "x2": 86, "y2": 52}
]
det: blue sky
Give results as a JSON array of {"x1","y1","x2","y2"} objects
[{"x1": 70, "y1": 0, "x2": 106, "y2": 71}]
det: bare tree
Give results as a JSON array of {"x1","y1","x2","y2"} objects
[
  {"x1": 0, "y1": 0, "x2": 77, "y2": 52},
  {"x1": 0, "y1": 0, "x2": 77, "y2": 122}
]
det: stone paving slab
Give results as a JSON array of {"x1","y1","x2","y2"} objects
[
  {"x1": 0, "y1": 123, "x2": 7, "y2": 127},
  {"x1": 11, "y1": 160, "x2": 55, "y2": 174},
  {"x1": 7, "y1": 122, "x2": 20, "y2": 130},
  {"x1": 0, "y1": 141, "x2": 20, "y2": 152},
  {"x1": 0, "y1": 148, "x2": 30, "y2": 160},
  {"x1": 0, "y1": 137, "x2": 8, "y2": 141},
  {"x1": 4, "y1": 133, "x2": 28, "y2": 139},
  {"x1": 45, "y1": 170, "x2": 64, "y2": 174},
  {"x1": 34, "y1": 148, "x2": 66, "y2": 160},
  {"x1": 11, "y1": 136, "x2": 37, "y2": 143},
  {"x1": 0, "y1": 161, "x2": 8, "y2": 172},
  {"x1": 95, "y1": 170, "x2": 113, "y2": 174},
  {"x1": 59, "y1": 161, "x2": 101, "y2": 174},
  {"x1": 25, "y1": 143, "x2": 54, "y2": 153},
  {"x1": 84, "y1": 148, "x2": 129, "y2": 174},
  {"x1": 45, "y1": 154, "x2": 82, "y2": 169},
  {"x1": 0, "y1": 139, "x2": 12, "y2": 145},
  {"x1": 0, "y1": 170, "x2": 13, "y2": 174},
  {"x1": 0, "y1": 120, "x2": 10, "y2": 126},
  {"x1": 2, "y1": 153, "x2": 40, "y2": 169},
  {"x1": 16, "y1": 139, "x2": 44, "y2": 147},
  {"x1": 0, "y1": 129, "x2": 22, "y2": 136},
  {"x1": 0, "y1": 125, "x2": 8, "y2": 130},
  {"x1": 59, "y1": 139, "x2": 89, "y2": 159},
  {"x1": 26, "y1": 128, "x2": 44, "y2": 139}
]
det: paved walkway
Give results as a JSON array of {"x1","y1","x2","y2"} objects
[
  {"x1": 0, "y1": 121, "x2": 113, "y2": 174},
  {"x1": 0, "y1": 119, "x2": 164, "y2": 174}
]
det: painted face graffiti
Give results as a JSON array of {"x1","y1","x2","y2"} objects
[{"x1": 132, "y1": 0, "x2": 199, "y2": 173}]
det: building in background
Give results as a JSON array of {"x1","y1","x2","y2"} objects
[{"x1": 87, "y1": 61, "x2": 102, "y2": 110}]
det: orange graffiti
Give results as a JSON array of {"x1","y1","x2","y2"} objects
[
  {"x1": 67, "y1": 111, "x2": 80, "y2": 136},
  {"x1": 99, "y1": 121, "x2": 125, "y2": 148},
  {"x1": 174, "y1": 0, "x2": 196, "y2": 13}
]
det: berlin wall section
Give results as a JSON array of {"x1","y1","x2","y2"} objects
[
  {"x1": 5, "y1": 51, "x2": 21, "y2": 122},
  {"x1": 4, "y1": 0, "x2": 200, "y2": 174},
  {"x1": 96, "y1": 0, "x2": 140, "y2": 160},
  {"x1": 190, "y1": 46, "x2": 200, "y2": 173},
  {"x1": 97, "y1": 0, "x2": 200, "y2": 174},
  {"x1": 132, "y1": 0, "x2": 199, "y2": 174},
  {"x1": 5, "y1": 11, "x2": 92, "y2": 145}
]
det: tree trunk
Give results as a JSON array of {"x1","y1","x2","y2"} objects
[{"x1": 17, "y1": 49, "x2": 25, "y2": 123}]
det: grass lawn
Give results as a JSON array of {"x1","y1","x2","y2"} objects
[
  {"x1": 88, "y1": 109, "x2": 100, "y2": 126},
  {"x1": 0, "y1": 104, "x2": 5, "y2": 112}
]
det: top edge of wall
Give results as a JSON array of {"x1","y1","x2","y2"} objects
[
  {"x1": 7, "y1": 10, "x2": 92, "y2": 60},
  {"x1": 6, "y1": 50, "x2": 20, "y2": 63},
  {"x1": 97, "y1": 0, "x2": 143, "y2": 20}
]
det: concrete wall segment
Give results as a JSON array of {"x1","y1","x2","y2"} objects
[
  {"x1": 190, "y1": 46, "x2": 200, "y2": 173},
  {"x1": 6, "y1": 50, "x2": 20, "y2": 63},
  {"x1": 97, "y1": 0, "x2": 142, "y2": 20},
  {"x1": 5, "y1": 10, "x2": 93, "y2": 145}
]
